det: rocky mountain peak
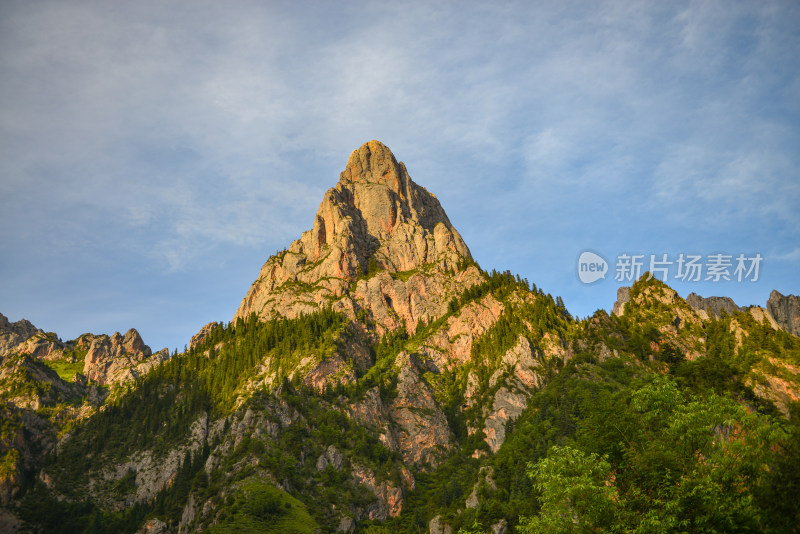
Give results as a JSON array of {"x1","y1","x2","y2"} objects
[
  {"x1": 81, "y1": 328, "x2": 157, "y2": 384},
  {"x1": 0, "y1": 313, "x2": 42, "y2": 357},
  {"x1": 340, "y1": 140, "x2": 405, "y2": 190},
  {"x1": 234, "y1": 141, "x2": 472, "y2": 321},
  {"x1": 304, "y1": 140, "x2": 470, "y2": 269},
  {"x1": 767, "y1": 290, "x2": 800, "y2": 337}
]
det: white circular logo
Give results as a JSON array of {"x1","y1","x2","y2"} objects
[{"x1": 577, "y1": 251, "x2": 608, "y2": 284}]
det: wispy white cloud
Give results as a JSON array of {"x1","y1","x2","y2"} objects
[{"x1": 772, "y1": 247, "x2": 800, "y2": 262}]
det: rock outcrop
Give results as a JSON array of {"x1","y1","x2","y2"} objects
[
  {"x1": 429, "y1": 515, "x2": 453, "y2": 534},
  {"x1": 351, "y1": 266, "x2": 483, "y2": 336},
  {"x1": 466, "y1": 466, "x2": 496, "y2": 508},
  {"x1": 0, "y1": 356, "x2": 86, "y2": 411},
  {"x1": 747, "y1": 358, "x2": 800, "y2": 416},
  {"x1": 346, "y1": 352, "x2": 454, "y2": 470},
  {"x1": 0, "y1": 355, "x2": 94, "y2": 505},
  {"x1": 483, "y1": 336, "x2": 542, "y2": 452},
  {"x1": 350, "y1": 461, "x2": 403, "y2": 520},
  {"x1": 389, "y1": 352, "x2": 453, "y2": 468},
  {"x1": 767, "y1": 290, "x2": 800, "y2": 337},
  {"x1": 685, "y1": 292, "x2": 742, "y2": 318},
  {"x1": 682, "y1": 290, "x2": 798, "y2": 336},
  {"x1": 0, "y1": 319, "x2": 171, "y2": 507},
  {"x1": 611, "y1": 286, "x2": 630, "y2": 316},
  {"x1": 0, "y1": 314, "x2": 168, "y2": 387},
  {"x1": 0, "y1": 313, "x2": 41, "y2": 357},
  {"x1": 316, "y1": 445, "x2": 344, "y2": 471},
  {"x1": 686, "y1": 296, "x2": 779, "y2": 332},
  {"x1": 80, "y1": 329, "x2": 168, "y2": 385},
  {"x1": 418, "y1": 292, "x2": 505, "y2": 371},
  {"x1": 234, "y1": 140, "x2": 471, "y2": 322},
  {"x1": 614, "y1": 283, "x2": 702, "y2": 329},
  {"x1": 13, "y1": 333, "x2": 65, "y2": 361},
  {"x1": 748, "y1": 306, "x2": 780, "y2": 330},
  {"x1": 189, "y1": 322, "x2": 220, "y2": 349}
]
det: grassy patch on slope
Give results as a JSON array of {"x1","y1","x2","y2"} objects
[
  {"x1": 208, "y1": 478, "x2": 318, "y2": 534},
  {"x1": 45, "y1": 358, "x2": 86, "y2": 381}
]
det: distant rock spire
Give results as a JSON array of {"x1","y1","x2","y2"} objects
[{"x1": 768, "y1": 290, "x2": 800, "y2": 337}]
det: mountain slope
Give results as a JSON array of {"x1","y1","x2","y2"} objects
[{"x1": 0, "y1": 320, "x2": 167, "y2": 509}]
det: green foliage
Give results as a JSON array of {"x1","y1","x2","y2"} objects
[
  {"x1": 756, "y1": 401, "x2": 800, "y2": 531},
  {"x1": 46, "y1": 309, "x2": 348, "y2": 491},
  {"x1": 0, "y1": 356, "x2": 55, "y2": 400},
  {"x1": 391, "y1": 447, "x2": 482, "y2": 531},
  {"x1": 216, "y1": 385, "x2": 405, "y2": 529},
  {"x1": 484, "y1": 357, "x2": 637, "y2": 526},
  {"x1": 112, "y1": 468, "x2": 137, "y2": 497},
  {"x1": 44, "y1": 357, "x2": 86, "y2": 381},
  {"x1": 208, "y1": 478, "x2": 318, "y2": 533},
  {"x1": 457, "y1": 519, "x2": 486, "y2": 534},
  {"x1": 463, "y1": 283, "x2": 571, "y2": 429},
  {"x1": 455, "y1": 269, "x2": 533, "y2": 311},
  {"x1": 17, "y1": 482, "x2": 149, "y2": 534},
  {"x1": 0, "y1": 447, "x2": 20, "y2": 480},
  {"x1": 454, "y1": 337, "x2": 798, "y2": 534},
  {"x1": 368, "y1": 255, "x2": 380, "y2": 276},
  {"x1": 518, "y1": 446, "x2": 618, "y2": 533},
  {"x1": 471, "y1": 278, "x2": 570, "y2": 359},
  {"x1": 622, "y1": 276, "x2": 705, "y2": 343},
  {"x1": 351, "y1": 253, "x2": 384, "y2": 287},
  {"x1": 514, "y1": 374, "x2": 792, "y2": 532},
  {"x1": 347, "y1": 323, "x2": 408, "y2": 402},
  {"x1": 152, "y1": 446, "x2": 210, "y2": 520},
  {"x1": 14, "y1": 262, "x2": 800, "y2": 534},
  {"x1": 448, "y1": 297, "x2": 460, "y2": 314}
]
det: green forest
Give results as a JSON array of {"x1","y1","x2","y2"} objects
[{"x1": 3, "y1": 271, "x2": 800, "y2": 533}]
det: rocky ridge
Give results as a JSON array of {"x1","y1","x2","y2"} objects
[
  {"x1": 0, "y1": 317, "x2": 168, "y2": 508},
  {"x1": 113, "y1": 142, "x2": 565, "y2": 528},
  {"x1": 615, "y1": 286, "x2": 797, "y2": 337},
  {"x1": 3, "y1": 325, "x2": 167, "y2": 387},
  {"x1": 78, "y1": 330, "x2": 169, "y2": 385},
  {"x1": 612, "y1": 279, "x2": 800, "y2": 415},
  {"x1": 0, "y1": 313, "x2": 41, "y2": 357},
  {"x1": 685, "y1": 292, "x2": 742, "y2": 318}
]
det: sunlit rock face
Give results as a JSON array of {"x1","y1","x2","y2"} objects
[{"x1": 234, "y1": 140, "x2": 471, "y2": 323}]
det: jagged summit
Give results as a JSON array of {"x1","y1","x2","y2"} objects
[
  {"x1": 338, "y1": 140, "x2": 439, "y2": 211},
  {"x1": 768, "y1": 290, "x2": 800, "y2": 337},
  {"x1": 0, "y1": 312, "x2": 41, "y2": 356},
  {"x1": 685, "y1": 292, "x2": 742, "y2": 318},
  {"x1": 235, "y1": 141, "x2": 472, "y2": 322},
  {"x1": 308, "y1": 140, "x2": 470, "y2": 269},
  {"x1": 340, "y1": 140, "x2": 406, "y2": 188}
]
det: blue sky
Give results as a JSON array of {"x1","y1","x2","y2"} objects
[{"x1": 1, "y1": 0, "x2": 798, "y2": 352}]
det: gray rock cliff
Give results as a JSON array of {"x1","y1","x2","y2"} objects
[
  {"x1": 767, "y1": 290, "x2": 800, "y2": 337},
  {"x1": 685, "y1": 292, "x2": 742, "y2": 317}
]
